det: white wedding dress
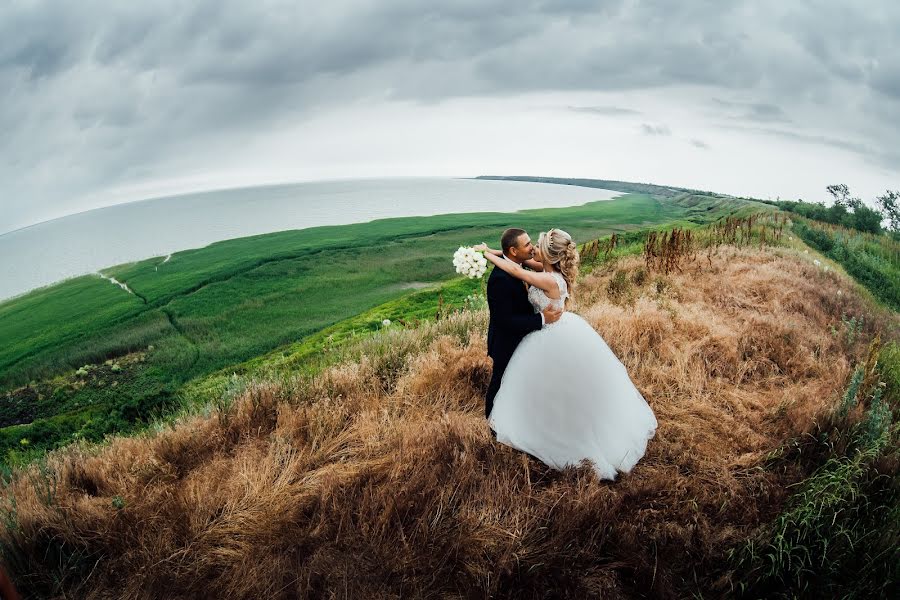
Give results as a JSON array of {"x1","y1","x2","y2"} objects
[{"x1": 488, "y1": 271, "x2": 657, "y2": 480}]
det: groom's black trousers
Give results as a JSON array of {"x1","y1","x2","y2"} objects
[
  {"x1": 485, "y1": 354, "x2": 512, "y2": 419},
  {"x1": 485, "y1": 265, "x2": 542, "y2": 420}
]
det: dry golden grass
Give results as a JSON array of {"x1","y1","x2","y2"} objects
[{"x1": 2, "y1": 245, "x2": 896, "y2": 599}]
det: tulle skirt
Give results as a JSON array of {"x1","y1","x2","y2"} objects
[{"x1": 488, "y1": 312, "x2": 657, "y2": 480}]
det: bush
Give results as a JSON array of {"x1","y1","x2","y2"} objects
[
  {"x1": 765, "y1": 196, "x2": 883, "y2": 236},
  {"x1": 794, "y1": 222, "x2": 834, "y2": 252}
]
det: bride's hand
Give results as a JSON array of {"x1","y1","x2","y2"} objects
[{"x1": 473, "y1": 243, "x2": 488, "y2": 252}]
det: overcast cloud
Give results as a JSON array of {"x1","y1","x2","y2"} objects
[{"x1": 2, "y1": 0, "x2": 900, "y2": 233}]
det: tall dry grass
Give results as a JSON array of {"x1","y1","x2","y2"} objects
[{"x1": 2, "y1": 245, "x2": 896, "y2": 599}]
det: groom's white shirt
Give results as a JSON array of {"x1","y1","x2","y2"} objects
[{"x1": 502, "y1": 254, "x2": 545, "y2": 326}]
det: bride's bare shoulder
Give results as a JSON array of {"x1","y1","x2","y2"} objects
[{"x1": 532, "y1": 272, "x2": 561, "y2": 298}]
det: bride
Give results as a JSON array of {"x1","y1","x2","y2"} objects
[{"x1": 475, "y1": 229, "x2": 657, "y2": 480}]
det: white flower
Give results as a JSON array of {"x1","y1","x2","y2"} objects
[
  {"x1": 382, "y1": 319, "x2": 391, "y2": 327},
  {"x1": 813, "y1": 259, "x2": 821, "y2": 267},
  {"x1": 452, "y1": 246, "x2": 488, "y2": 279}
]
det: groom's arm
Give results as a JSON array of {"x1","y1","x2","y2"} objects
[{"x1": 487, "y1": 275, "x2": 542, "y2": 335}]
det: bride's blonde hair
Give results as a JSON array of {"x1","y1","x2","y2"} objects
[{"x1": 538, "y1": 228, "x2": 579, "y2": 306}]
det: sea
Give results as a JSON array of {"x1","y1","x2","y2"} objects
[{"x1": 0, "y1": 177, "x2": 619, "y2": 303}]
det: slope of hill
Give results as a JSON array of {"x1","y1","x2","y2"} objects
[
  {"x1": 0, "y1": 190, "x2": 757, "y2": 467},
  {"x1": 3, "y1": 238, "x2": 896, "y2": 598},
  {"x1": 792, "y1": 218, "x2": 900, "y2": 310}
]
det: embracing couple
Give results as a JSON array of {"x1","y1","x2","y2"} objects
[{"x1": 475, "y1": 228, "x2": 657, "y2": 480}]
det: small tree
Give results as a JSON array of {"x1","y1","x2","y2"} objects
[
  {"x1": 824, "y1": 184, "x2": 884, "y2": 233},
  {"x1": 825, "y1": 184, "x2": 854, "y2": 225},
  {"x1": 849, "y1": 204, "x2": 884, "y2": 234},
  {"x1": 876, "y1": 190, "x2": 900, "y2": 233},
  {"x1": 826, "y1": 183, "x2": 852, "y2": 207}
]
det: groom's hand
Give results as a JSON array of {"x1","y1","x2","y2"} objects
[{"x1": 542, "y1": 306, "x2": 562, "y2": 325}]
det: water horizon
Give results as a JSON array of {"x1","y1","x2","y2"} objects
[
  {"x1": 0, "y1": 177, "x2": 620, "y2": 303},
  {"x1": 1, "y1": 176, "x2": 473, "y2": 237}
]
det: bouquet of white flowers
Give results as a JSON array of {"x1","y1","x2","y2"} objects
[{"x1": 452, "y1": 246, "x2": 488, "y2": 279}]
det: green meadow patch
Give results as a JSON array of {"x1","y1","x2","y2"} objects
[{"x1": 0, "y1": 188, "x2": 755, "y2": 466}]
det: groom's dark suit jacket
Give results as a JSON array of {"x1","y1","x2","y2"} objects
[{"x1": 485, "y1": 261, "x2": 542, "y2": 419}]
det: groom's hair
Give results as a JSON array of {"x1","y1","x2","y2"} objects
[{"x1": 501, "y1": 228, "x2": 526, "y2": 255}]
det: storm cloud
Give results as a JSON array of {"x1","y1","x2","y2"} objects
[{"x1": 2, "y1": 0, "x2": 899, "y2": 232}]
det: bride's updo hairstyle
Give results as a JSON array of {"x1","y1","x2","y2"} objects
[{"x1": 538, "y1": 228, "x2": 580, "y2": 306}]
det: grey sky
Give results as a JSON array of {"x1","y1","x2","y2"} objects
[{"x1": 2, "y1": 0, "x2": 899, "y2": 233}]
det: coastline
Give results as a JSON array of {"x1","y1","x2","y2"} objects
[{"x1": 0, "y1": 177, "x2": 621, "y2": 303}]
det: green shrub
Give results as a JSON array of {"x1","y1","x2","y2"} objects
[{"x1": 795, "y1": 222, "x2": 834, "y2": 252}]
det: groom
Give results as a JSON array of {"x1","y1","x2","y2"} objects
[{"x1": 485, "y1": 228, "x2": 562, "y2": 422}]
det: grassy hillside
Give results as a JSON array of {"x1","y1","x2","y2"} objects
[
  {"x1": 0, "y1": 189, "x2": 755, "y2": 467},
  {"x1": 792, "y1": 217, "x2": 900, "y2": 310},
  {"x1": 1, "y1": 189, "x2": 753, "y2": 387},
  {"x1": 2, "y1": 237, "x2": 896, "y2": 598}
]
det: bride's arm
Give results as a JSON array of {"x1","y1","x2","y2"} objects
[
  {"x1": 523, "y1": 258, "x2": 545, "y2": 272},
  {"x1": 474, "y1": 243, "x2": 544, "y2": 271},
  {"x1": 483, "y1": 252, "x2": 560, "y2": 298},
  {"x1": 473, "y1": 243, "x2": 502, "y2": 257}
]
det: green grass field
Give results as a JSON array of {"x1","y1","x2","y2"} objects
[{"x1": 0, "y1": 187, "x2": 757, "y2": 466}]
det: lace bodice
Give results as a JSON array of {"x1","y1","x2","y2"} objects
[{"x1": 528, "y1": 271, "x2": 567, "y2": 313}]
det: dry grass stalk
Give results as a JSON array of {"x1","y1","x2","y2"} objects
[
  {"x1": 643, "y1": 228, "x2": 697, "y2": 275},
  {"x1": 2, "y1": 246, "x2": 896, "y2": 599},
  {"x1": 580, "y1": 234, "x2": 617, "y2": 266},
  {"x1": 708, "y1": 213, "x2": 787, "y2": 248}
]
